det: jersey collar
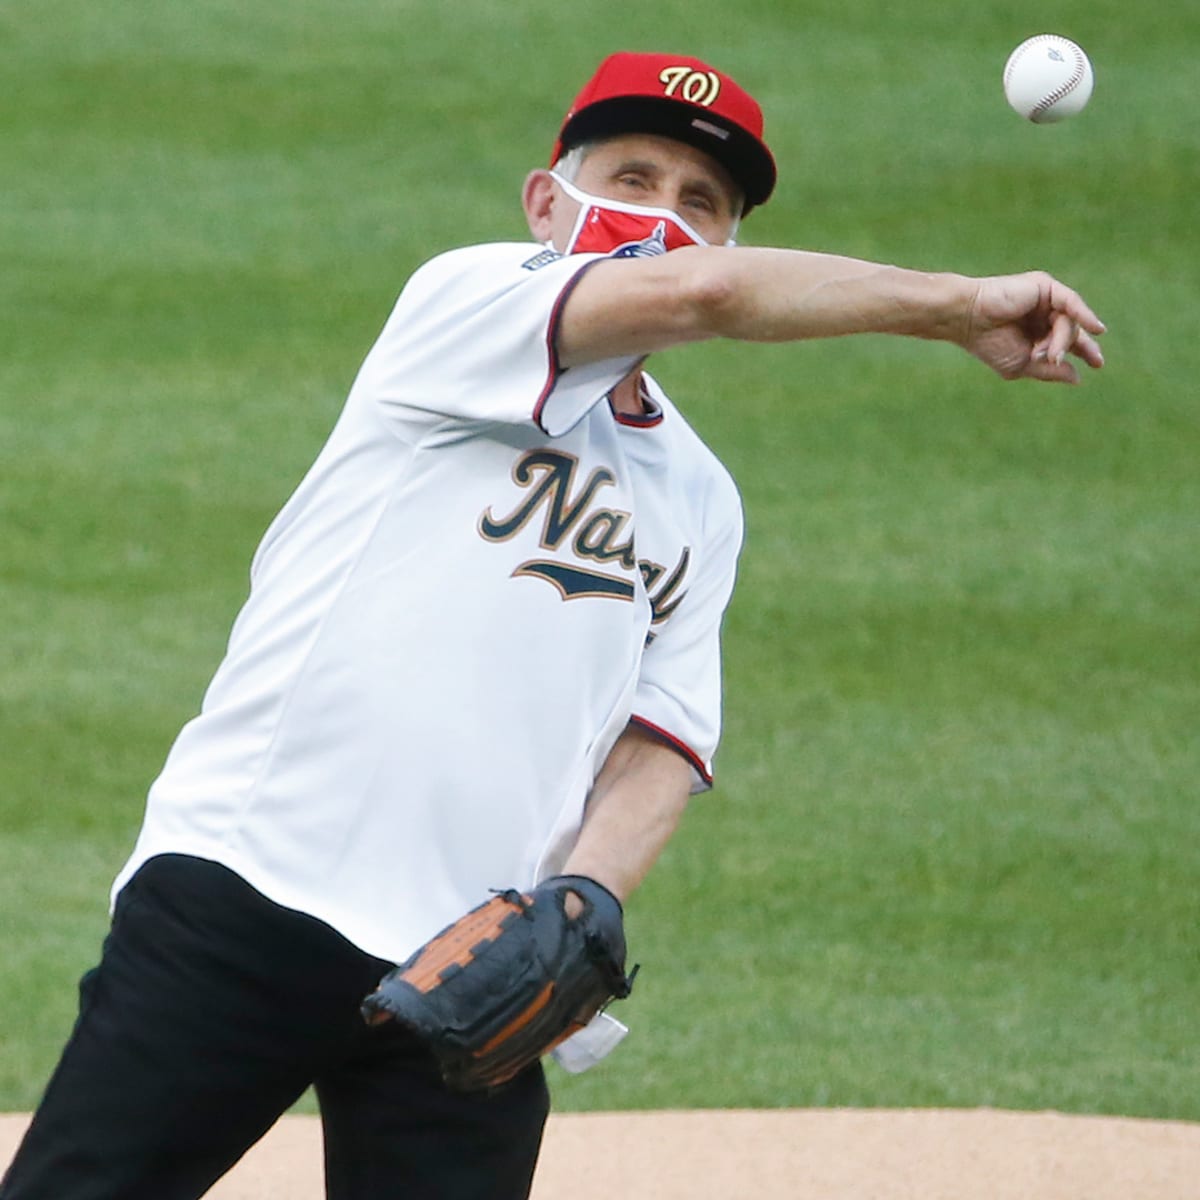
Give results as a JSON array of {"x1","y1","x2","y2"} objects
[{"x1": 608, "y1": 378, "x2": 664, "y2": 429}]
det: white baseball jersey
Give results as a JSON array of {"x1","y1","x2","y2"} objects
[{"x1": 113, "y1": 242, "x2": 744, "y2": 963}]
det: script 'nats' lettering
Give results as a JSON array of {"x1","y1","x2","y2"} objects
[
  {"x1": 479, "y1": 449, "x2": 690, "y2": 620},
  {"x1": 640, "y1": 545, "x2": 690, "y2": 625},
  {"x1": 478, "y1": 450, "x2": 636, "y2": 569}
]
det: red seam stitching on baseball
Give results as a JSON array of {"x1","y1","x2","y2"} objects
[{"x1": 1029, "y1": 37, "x2": 1086, "y2": 119}]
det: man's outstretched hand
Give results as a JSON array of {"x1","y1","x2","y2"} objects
[{"x1": 963, "y1": 271, "x2": 1106, "y2": 384}]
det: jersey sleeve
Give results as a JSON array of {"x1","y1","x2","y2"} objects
[
  {"x1": 352, "y1": 243, "x2": 642, "y2": 440},
  {"x1": 631, "y1": 481, "x2": 745, "y2": 793}
]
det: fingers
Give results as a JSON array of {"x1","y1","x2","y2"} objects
[
  {"x1": 1032, "y1": 309, "x2": 1106, "y2": 374},
  {"x1": 1046, "y1": 312, "x2": 1078, "y2": 363},
  {"x1": 1073, "y1": 328, "x2": 1105, "y2": 369},
  {"x1": 1048, "y1": 276, "x2": 1107, "y2": 337}
]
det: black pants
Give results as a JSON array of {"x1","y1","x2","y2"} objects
[{"x1": 0, "y1": 854, "x2": 549, "y2": 1199}]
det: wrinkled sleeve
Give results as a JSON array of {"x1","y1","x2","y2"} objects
[{"x1": 351, "y1": 244, "x2": 642, "y2": 440}]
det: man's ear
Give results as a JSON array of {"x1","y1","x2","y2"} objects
[{"x1": 522, "y1": 170, "x2": 557, "y2": 243}]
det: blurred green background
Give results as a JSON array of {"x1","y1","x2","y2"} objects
[{"x1": 2, "y1": 0, "x2": 1196, "y2": 1119}]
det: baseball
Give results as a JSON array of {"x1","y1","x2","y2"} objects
[{"x1": 1003, "y1": 34, "x2": 1094, "y2": 123}]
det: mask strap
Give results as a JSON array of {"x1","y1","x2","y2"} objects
[
  {"x1": 550, "y1": 172, "x2": 740, "y2": 248},
  {"x1": 549, "y1": 173, "x2": 713, "y2": 249}
]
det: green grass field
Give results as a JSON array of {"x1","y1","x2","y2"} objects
[{"x1": 2, "y1": 0, "x2": 1197, "y2": 1119}]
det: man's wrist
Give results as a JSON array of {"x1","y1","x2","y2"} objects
[{"x1": 898, "y1": 270, "x2": 978, "y2": 344}]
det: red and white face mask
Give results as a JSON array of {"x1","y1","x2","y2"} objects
[{"x1": 550, "y1": 172, "x2": 715, "y2": 257}]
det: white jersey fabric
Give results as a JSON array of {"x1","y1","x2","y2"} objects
[{"x1": 113, "y1": 242, "x2": 744, "y2": 964}]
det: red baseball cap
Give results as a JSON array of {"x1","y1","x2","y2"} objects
[{"x1": 551, "y1": 51, "x2": 777, "y2": 212}]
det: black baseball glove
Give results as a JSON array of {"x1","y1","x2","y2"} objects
[{"x1": 361, "y1": 874, "x2": 637, "y2": 1091}]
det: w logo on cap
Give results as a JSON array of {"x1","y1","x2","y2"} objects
[{"x1": 658, "y1": 65, "x2": 721, "y2": 107}]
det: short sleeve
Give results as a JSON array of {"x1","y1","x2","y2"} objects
[
  {"x1": 631, "y1": 490, "x2": 744, "y2": 793},
  {"x1": 351, "y1": 243, "x2": 642, "y2": 440}
]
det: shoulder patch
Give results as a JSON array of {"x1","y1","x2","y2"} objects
[{"x1": 521, "y1": 248, "x2": 563, "y2": 272}]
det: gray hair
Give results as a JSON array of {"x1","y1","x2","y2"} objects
[{"x1": 550, "y1": 141, "x2": 596, "y2": 184}]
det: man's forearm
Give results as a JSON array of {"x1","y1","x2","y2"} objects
[
  {"x1": 560, "y1": 724, "x2": 693, "y2": 904},
  {"x1": 558, "y1": 245, "x2": 979, "y2": 367},
  {"x1": 699, "y1": 248, "x2": 977, "y2": 345}
]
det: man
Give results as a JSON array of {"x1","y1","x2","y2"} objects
[{"x1": 1, "y1": 50, "x2": 1103, "y2": 1200}]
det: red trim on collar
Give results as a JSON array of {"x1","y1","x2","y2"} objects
[{"x1": 609, "y1": 382, "x2": 664, "y2": 429}]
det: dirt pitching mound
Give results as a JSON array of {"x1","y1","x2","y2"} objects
[{"x1": 3, "y1": 1108, "x2": 1198, "y2": 1197}]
